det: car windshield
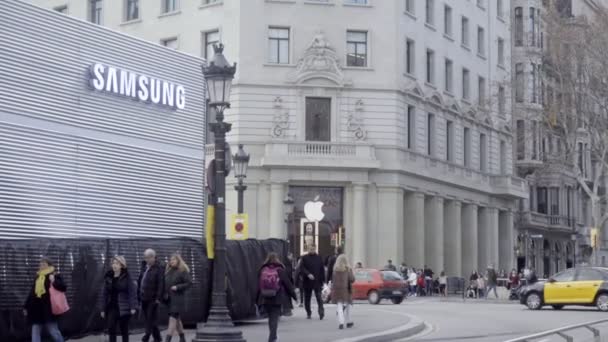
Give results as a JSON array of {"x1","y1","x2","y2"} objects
[
  {"x1": 355, "y1": 270, "x2": 373, "y2": 281},
  {"x1": 381, "y1": 271, "x2": 403, "y2": 281}
]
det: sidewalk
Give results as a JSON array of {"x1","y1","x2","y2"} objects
[{"x1": 72, "y1": 303, "x2": 425, "y2": 342}]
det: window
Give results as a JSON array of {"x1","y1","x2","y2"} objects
[
  {"x1": 550, "y1": 187, "x2": 560, "y2": 216},
  {"x1": 444, "y1": 5, "x2": 452, "y2": 36},
  {"x1": 461, "y1": 17, "x2": 469, "y2": 46},
  {"x1": 90, "y1": 0, "x2": 102, "y2": 24},
  {"x1": 306, "y1": 98, "x2": 331, "y2": 142},
  {"x1": 515, "y1": 7, "x2": 523, "y2": 46},
  {"x1": 426, "y1": 49, "x2": 435, "y2": 84},
  {"x1": 479, "y1": 133, "x2": 487, "y2": 172},
  {"x1": 497, "y1": 38, "x2": 505, "y2": 66},
  {"x1": 462, "y1": 68, "x2": 470, "y2": 100},
  {"x1": 536, "y1": 9, "x2": 542, "y2": 47},
  {"x1": 355, "y1": 271, "x2": 373, "y2": 281},
  {"x1": 406, "y1": 0, "x2": 415, "y2": 14},
  {"x1": 537, "y1": 187, "x2": 548, "y2": 214},
  {"x1": 446, "y1": 120, "x2": 454, "y2": 161},
  {"x1": 530, "y1": 7, "x2": 536, "y2": 47},
  {"x1": 161, "y1": 38, "x2": 178, "y2": 49},
  {"x1": 516, "y1": 120, "x2": 525, "y2": 160},
  {"x1": 162, "y1": 0, "x2": 178, "y2": 13},
  {"x1": 531, "y1": 63, "x2": 537, "y2": 103},
  {"x1": 577, "y1": 269, "x2": 607, "y2": 281},
  {"x1": 464, "y1": 127, "x2": 471, "y2": 167},
  {"x1": 406, "y1": 39, "x2": 415, "y2": 74},
  {"x1": 497, "y1": 0, "x2": 504, "y2": 18},
  {"x1": 500, "y1": 141, "x2": 507, "y2": 174},
  {"x1": 203, "y1": 30, "x2": 220, "y2": 59},
  {"x1": 346, "y1": 31, "x2": 368, "y2": 67},
  {"x1": 532, "y1": 120, "x2": 538, "y2": 160},
  {"x1": 125, "y1": 0, "x2": 139, "y2": 21},
  {"x1": 54, "y1": 5, "x2": 68, "y2": 13},
  {"x1": 477, "y1": 26, "x2": 485, "y2": 56},
  {"x1": 578, "y1": 142, "x2": 584, "y2": 175},
  {"x1": 444, "y1": 59, "x2": 453, "y2": 93},
  {"x1": 478, "y1": 76, "x2": 485, "y2": 106},
  {"x1": 381, "y1": 271, "x2": 403, "y2": 281},
  {"x1": 552, "y1": 269, "x2": 575, "y2": 282},
  {"x1": 427, "y1": 113, "x2": 435, "y2": 156},
  {"x1": 498, "y1": 86, "x2": 506, "y2": 115},
  {"x1": 268, "y1": 27, "x2": 290, "y2": 64},
  {"x1": 515, "y1": 63, "x2": 524, "y2": 102},
  {"x1": 407, "y1": 106, "x2": 415, "y2": 149},
  {"x1": 425, "y1": 0, "x2": 434, "y2": 26}
]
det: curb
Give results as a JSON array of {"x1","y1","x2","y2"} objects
[{"x1": 334, "y1": 313, "x2": 427, "y2": 342}]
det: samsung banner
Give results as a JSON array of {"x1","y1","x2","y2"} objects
[{"x1": 88, "y1": 63, "x2": 186, "y2": 110}]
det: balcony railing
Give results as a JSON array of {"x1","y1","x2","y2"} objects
[
  {"x1": 521, "y1": 211, "x2": 576, "y2": 229},
  {"x1": 262, "y1": 141, "x2": 380, "y2": 169},
  {"x1": 287, "y1": 142, "x2": 357, "y2": 157}
]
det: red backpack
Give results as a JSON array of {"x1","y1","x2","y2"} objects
[{"x1": 259, "y1": 265, "x2": 281, "y2": 298}]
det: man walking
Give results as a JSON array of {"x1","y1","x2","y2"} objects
[
  {"x1": 138, "y1": 249, "x2": 164, "y2": 342},
  {"x1": 300, "y1": 244, "x2": 325, "y2": 320},
  {"x1": 486, "y1": 265, "x2": 499, "y2": 299}
]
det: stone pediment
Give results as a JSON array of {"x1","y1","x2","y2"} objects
[{"x1": 287, "y1": 31, "x2": 352, "y2": 87}]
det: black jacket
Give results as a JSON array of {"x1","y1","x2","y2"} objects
[
  {"x1": 164, "y1": 268, "x2": 192, "y2": 314},
  {"x1": 24, "y1": 272, "x2": 67, "y2": 324},
  {"x1": 103, "y1": 269, "x2": 137, "y2": 317},
  {"x1": 299, "y1": 253, "x2": 325, "y2": 289},
  {"x1": 326, "y1": 254, "x2": 339, "y2": 283},
  {"x1": 138, "y1": 260, "x2": 164, "y2": 302},
  {"x1": 257, "y1": 262, "x2": 297, "y2": 306}
]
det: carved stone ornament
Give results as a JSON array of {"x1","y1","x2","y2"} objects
[
  {"x1": 347, "y1": 99, "x2": 367, "y2": 141},
  {"x1": 270, "y1": 96, "x2": 289, "y2": 138},
  {"x1": 287, "y1": 30, "x2": 352, "y2": 87}
]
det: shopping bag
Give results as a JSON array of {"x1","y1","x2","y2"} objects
[
  {"x1": 322, "y1": 282, "x2": 331, "y2": 303},
  {"x1": 50, "y1": 285, "x2": 70, "y2": 315}
]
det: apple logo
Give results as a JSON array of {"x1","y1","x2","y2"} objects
[{"x1": 304, "y1": 195, "x2": 325, "y2": 222}]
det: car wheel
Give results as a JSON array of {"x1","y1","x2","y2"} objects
[
  {"x1": 596, "y1": 293, "x2": 608, "y2": 312},
  {"x1": 368, "y1": 290, "x2": 381, "y2": 305},
  {"x1": 552, "y1": 305, "x2": 564, "y2": 310},
  {"x1": 526, "y1": 292, "x2": 542, "y2": 310},
  {"x1": 391, "y1": 297, "x2": 404, "y2": 305}
]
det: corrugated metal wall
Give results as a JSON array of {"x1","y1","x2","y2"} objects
[{"x1": 0, "y1": 0, "x2": 206, "y2": 239}]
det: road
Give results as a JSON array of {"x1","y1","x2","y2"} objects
[{"x1": 387, "y1": 297, "x2": 608, "y2": 341}]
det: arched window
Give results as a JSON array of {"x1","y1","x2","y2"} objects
[{"x1": 515, "y1": 7, "x2": 523, "y2": 46}]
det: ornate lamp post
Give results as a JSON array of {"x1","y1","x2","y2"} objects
[
  {"x1": 283, "y1": 193, "x2": 296, "y2": 257},
  {"x1": 196, "y1": 44, "x2": 245, "y2": 342},
  {"x1": 233, "y1": 144, "x2": 250, "y2": 214}
]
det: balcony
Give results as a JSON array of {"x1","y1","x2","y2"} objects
[
  {"x1": 491, "y1": 175, "x2": 529, "y2": 199},
  {"x1": 520, "y1": 211, "x2": 576, "y2": 232},
  {"x1": 261, "y1": 141, "x2": 380, "y2": 170}
]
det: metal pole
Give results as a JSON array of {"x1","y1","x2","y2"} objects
[{"x1": 235, "y1": 180, "x2": 246, "y2": 214}]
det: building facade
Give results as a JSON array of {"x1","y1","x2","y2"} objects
[
  {"x1": 1, "y1": 0, "x2": 207, "y2": 239},
  {"x1": 28, "y1": 0, "x2": 527, "y2": 275}
]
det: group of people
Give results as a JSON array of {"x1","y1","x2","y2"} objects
[
  {"x1": 383, "y1": 260, "x2": 447, "y2": 297},
  {"x1": 23, "y1": 249, "x2": 192, "y2": 342},
  {"x1": 467, "y1": 266, "x2": 499, "y2": 299}
]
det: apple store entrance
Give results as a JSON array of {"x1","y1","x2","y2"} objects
[{"x1": 287, "y1": 186, "x2": 344, "y2": 260}]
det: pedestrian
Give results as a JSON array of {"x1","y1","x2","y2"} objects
[
  {"x1": 423, "y1": 265, "x2": 434, "y2": 296},
  {"x1": 164, "y1": 254, "x2": 192, "y2": 342},
  {"x1": 384, "y1": 259, "x2": 397, "y2": 272},
  {"x1": 138, "y1": 249, "x2": 164, "y2": 342},
  {"x1": 294, "y1": 257, "x2": 305, "y2": 307},
  {"x1": 326, "y1": 247, "x2": 343, "y2": 284},
  {"x1": 24, "y1": 257, "x2": 67, "y2": 342},
  {"x1": 331, "y1": 255, "x2": 355, "y2": 330},
  {"x1": 399, "y1": 262, "x2": 408, "y2": 279},
  {"x1": 469, "y1": 271, "x2": 479, "y2": 298},
  {"x1": 477, "y1": 275, "x2": 485, "y2": 298},
  {"x1": 101, "y1": 256, "x2": 137, "y2": 342},
  {"x1": 438, "y1": 271, "x2": 447, "y2": 296},
  {"x1": 355, "y1": 262, "x2": 363, "y2": 269},
  {"x1": 417, "y1": 270, "x2": 425, "y2": 296},
  {"x1": 407, "y1": 269, "x2": 418, "y2": 297},
  {"x1": 486, "y1": 266, "x2": 498, "y2": 299},
  {"x1": 257, "y1": 252, "x2": 297, "y2": 342},
  {"x1": 508, "y1": 269, "x2": 520, "y2": 290},
  {"x1": 299, "y1": 244, "x2": 325, "y2": 320}
]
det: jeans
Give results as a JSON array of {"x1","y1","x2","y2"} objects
[
  {"x1": 486, "y1": 284, "x2": 498, "y2": 299},
  {"x1": 336, "y1": 302, "x2": 352, "y2": 326},
  {"x1": 425, "y1": 278, "x2": 433, "y2": 296},
  {"x1": 141, "y1": 301, "x2": 161, "y2": 342},
  {"x1": 303, "y1": 287, "x2": 324, "y2": 318},
  {"x1": 107, "y1": 306, "x2": 130, "y2": 342},
  {"x1": 31, "y1": 322, "x2": 64, "y2": 342},
  {"x1": 264, "y1": 304, "x2": 281, "y2": 342},
  {"x1": 409, "y1": 285, "x2": 417, "y2": 296}
]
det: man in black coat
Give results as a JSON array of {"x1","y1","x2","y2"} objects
[
  {"x1": 138, "y1": 249, "x2": 164, "y2": 342},
  {"x1": 299, "y1": 244, "x2": 325, "y2": 320}
]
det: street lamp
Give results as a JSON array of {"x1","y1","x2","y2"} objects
[
  {"x1": 283, "y1": 193, "x2": 296, "y2": 257},
  {"x1": 233, "y1": 144, "x2": 250, "y2": 214},
  {"x1": 196, "y1": 44, "x2": 245, "y2": 342}
]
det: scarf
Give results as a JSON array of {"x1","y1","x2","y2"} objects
[{"x1": 35, "y1": 266, "x2": 55, "y2": 298}]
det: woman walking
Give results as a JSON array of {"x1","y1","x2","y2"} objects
[
  {"x1": 407, "y1": 269, "x2": 417, "y2": 297},
  {"x1": 438, "y1": 271, "x2": 448, "y2": 296},
  {"x1": 164, "y1": 254, "x2": 192, "y2": 342},
  {"x1": 101, "y1": 256, "x2": 137, "y2": 342},
  {"x1": 331, "y1": 255, "x2": 355, "y2": 330},
  {"x1": 257, "y1": 252, "x2": 297, "y2": 342},
  {"x1": 24, "y1": 257, "x2": 68, "y2": 342}
]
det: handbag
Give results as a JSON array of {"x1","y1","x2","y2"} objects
[{"x1": 50, "y1": 284, "x2": 70, "y2": 315}]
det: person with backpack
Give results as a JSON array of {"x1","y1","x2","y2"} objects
[
  {"x1": 257, "y1": 253, "x2": 297, "y2": 342},
  {"x1": 299, "y1": 244, "x2": 326, "y2": 320}
]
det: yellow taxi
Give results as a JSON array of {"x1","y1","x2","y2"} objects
[{"x1": 520, "y1": 267, "x2": 608, "y2": 311}]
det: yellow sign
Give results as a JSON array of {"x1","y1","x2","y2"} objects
[
  {"x1": 229, "y1": 213, "x2": 249, "y2": 240},
  {"x1": 591, "y1": 227, "x2": 599, "y2": 249},
  {"x1": 206, "y1": 205, "x2": 215, "y2": 259}
]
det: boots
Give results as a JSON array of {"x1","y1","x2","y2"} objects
[
  {"x1": 165, "y1": 336, "x2": 172, "y2": 342},
  {"x1": 179, "y1": 334, "x2": 186, "y2": 342}
]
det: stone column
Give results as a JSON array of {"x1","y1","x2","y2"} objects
[
  {"x1": 462, "y1": 203, "x2": 478, "y2": 274},
  {"x1": 269, "y1": 183, "x2": 285, "y2": 238},
  {"x1": 483, "y1": 207, "x2": 500, "y2": 268},
  {"x1": 478, "y1": 207, "x2": 489, "y2": 270},
  {"x1": 425, "y1": 196, "x2": 444, "y2": 272},
  {"x1": 353, "y1": 184, "x2": 368, "y2": 266},
  {"x1": 404, "y1": 192, "x2": 425, "y2": 268},
  {"x1": 444, "y1": 200, "x2": 462, "y2": 276},
  {"x1": 499, "y1": 210, "x2": 515, "y2": 272},
  {"x1": 377, "y1": 187, "x2": 405, "y2": 265}
]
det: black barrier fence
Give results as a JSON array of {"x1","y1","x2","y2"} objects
[{"x1": 0, "y1": 237, "x2": 288, "y2": 342}]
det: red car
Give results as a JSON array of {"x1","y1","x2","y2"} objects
[{"x1": 352, "y1": 269, "x2": 408, "y2": 304}]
